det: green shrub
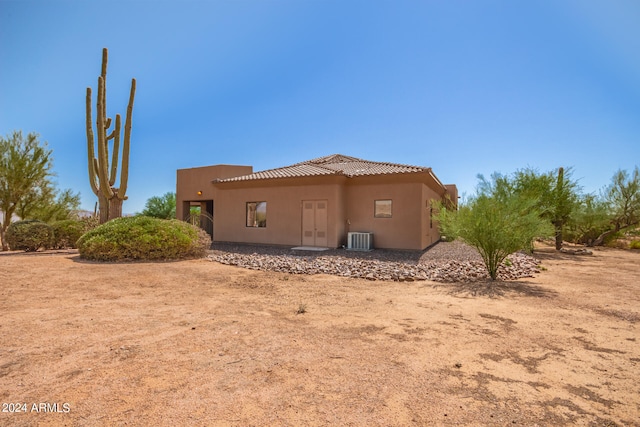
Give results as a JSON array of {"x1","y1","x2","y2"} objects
[
  {"x1": 630, "y1": 240, "x2": 640, "y2": 250},
  {"x1": 78, "y1": 215, "x2": 100, "y2": 232},
  {"x1": 435, "y1": 193, "x2": 552, "y2": 280},
  {"x1": 6, "y1": 220, "x2": 54, "y2": 251},
  {"x1": 77, "y1": 216, "x2": 211, "y2": 261},
  {"x1": 51, "y1": 220, "x2": 86, "y2": 249}
]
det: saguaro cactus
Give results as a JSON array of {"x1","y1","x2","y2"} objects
[{"x1": 85, "y1": 48, "x2": 136, "y2": 223}]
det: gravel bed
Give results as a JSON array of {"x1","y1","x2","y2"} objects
[{"x1": 207, "y1": 240, "x2": 541, "y2": 282}]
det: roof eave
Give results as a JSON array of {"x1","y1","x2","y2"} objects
[{"x1": 212, "y1": 170, "x2": 344, "y2": 185}]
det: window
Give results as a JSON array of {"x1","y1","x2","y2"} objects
[
  {"x1": 374, "y1": 200, "x2": 392, "y2": 218},
  {"x1": 246, "y1": 202, "x2": 267, "y2": 227}
]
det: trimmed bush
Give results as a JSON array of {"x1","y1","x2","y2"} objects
[
  {"x1": 77, "y1": 216, "x2": 211, "y2": 261},
  {"x1": 6, "y1": 220, "x2": 54, "y2": 251},
  {"x1": 51, "y1": 220, "x2": 86, "y2": 249},
  {"x1": 78, "y1": 216, "x2": 100, "y2": 232}
]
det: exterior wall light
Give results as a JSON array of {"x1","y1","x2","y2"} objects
[{"x1": 197, "y1": 191, "x2": 203, "y2": 196}]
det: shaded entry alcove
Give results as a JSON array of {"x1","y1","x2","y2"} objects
[{"x1": 183, "y1": 200, "x2": 213, "y2": 238}]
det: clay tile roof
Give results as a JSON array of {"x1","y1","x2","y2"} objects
[{"x1": 213, "y1": 154, "x2": 429, "y2": 183}]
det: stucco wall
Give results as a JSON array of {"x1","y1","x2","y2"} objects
[
  {"x1": 344, "y1": 180, "x2": 424, "y2": 250},
  {"x1": 213, "y1": 179, "x2": 346, "y2": 247},
  {"x1": 176, "y1": 165, "x2": 252, "y2": 220}
]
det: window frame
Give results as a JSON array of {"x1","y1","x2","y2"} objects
[
  {"x1": 374, "y1": 199, "x2": 393, "y2": 218},
  {"x1": 246, "y1": 201, "x2": 267, "y2": 228}
]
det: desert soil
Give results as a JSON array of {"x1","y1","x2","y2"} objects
[{"x1": 0, "y1": 243, "x2": 638, "y2": 426}]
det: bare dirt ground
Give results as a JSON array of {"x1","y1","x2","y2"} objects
[{"x1": 1, "y1": 243, "x2": 638, "y2": 426}]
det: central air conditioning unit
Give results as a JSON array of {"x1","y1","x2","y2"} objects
[{"x1": 347, "y1": 232, "x2": 373, "y2": 251}]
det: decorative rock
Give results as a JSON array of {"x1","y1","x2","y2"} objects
[{"x1": 207, "y1": 241, "x2": 542, "y2": 283}]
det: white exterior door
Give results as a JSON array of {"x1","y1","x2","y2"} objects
[{"x1": 302, "y1": 200, "x2": 328, "y2": 247}]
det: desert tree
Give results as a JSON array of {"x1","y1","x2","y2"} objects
[
  {"x1": 16, "y1": 186, "x2": 81, "y2": 223},
  {"x1": 436, "y1": 174, "x2": 552, "y2": 280},
  {"x1": 590, "y1": 167, "x2": 640, "y2": 246},
  {"x1": 502, "y1": 167, "x2": 580, "y2": 250},
  {"x1": 566, "y1": 193, "x2": 611, "y2": 245},
  {"x1": 140, "y1": 192, "x2": 176, "y2": 219},
  {"x1": 516, "y1": 167, "x2": 580, "y2": 250},
  {"x1": 0, "y1": 131, "x2": 53, "y2": 250}
]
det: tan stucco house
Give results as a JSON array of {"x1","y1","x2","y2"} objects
[{"x1": 176, "y1": 154, "x2": 457, "y2": 250}]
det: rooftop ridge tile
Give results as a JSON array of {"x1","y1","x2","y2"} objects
[{"x1": 214, "y1": 153, "x2": 429, "y2": 183}]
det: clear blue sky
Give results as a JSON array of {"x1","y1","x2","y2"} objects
[{"x1": 1, "y1": 0, "x2": 639, "y2": 214}]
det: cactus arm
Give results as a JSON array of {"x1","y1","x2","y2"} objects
[
  {"x1": 85, "y1": 87, "x2": 99, "y2": 196},
  {"x1": 109, "y1": 114, "x2": 121, "y2": 186},
  {"x1": 96, "y1": 75, "x2": 114, "y2": 200},
  {"x1": 101, "y1": 48, "x2": 108, "y2": 79},
  {"x1": 117, "y1": 78, "x2": 135, "y2": 200},
  {"x1": 100, "y1": 49, "x2": 108, "y2": 140},
  {"x1": 106, "y1": 118, "x2": 117, "y2": 140}
]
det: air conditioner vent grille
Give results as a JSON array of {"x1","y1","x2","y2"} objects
[{"x1": 347, "y1": 232, "x2": 373, "y2": 251}]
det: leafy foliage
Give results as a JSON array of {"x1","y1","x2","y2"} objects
[
  {"x1": 78, "y1": 215, "x2": 100, "y2": 232},
  {"x1": 481, "y1": 167, "x2": 580, "y2": 249},
  {"x1": 565, "y1": 194, "x2": 611, "y2": 244},
  {"x1": 140, "y1": 192, "x2": 176, "y2": 219},
  {"x1": 5, "y1": 220, "x2": 54, "y2": 251},
  {"x1": 437, "y1": 192, "x2": 551, "y2": 279},
  {"x1": 51, "y1": 220, "x2": 87, "y2": 249},
  {"x1": 437, "y1": 171, "x2": 553, "y2": 279},
  {"x1": 603, "y1": 167, "x2": 640, "y2": 230},
  {"x1": 441, "y1": 165, "x2": 639, "y2": 256},
  {"x1": 77, "y1": 216, "x2": 211, "y2": 261},
  {"x1": 0, "y1": 130, "x2": 80, "y2": 250},
  {"x1": 17, "y1": 188, "x2": 81, "y2": 224},
  {"x1": 570, "y1": 167, "x2": 640, "y2": 247},
  {"x1": 0, "y1": 131, "x2": 53, "y2": 250},
  {"x1": 456, "y1": 165, "x2": 640, "y2": 251}
]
